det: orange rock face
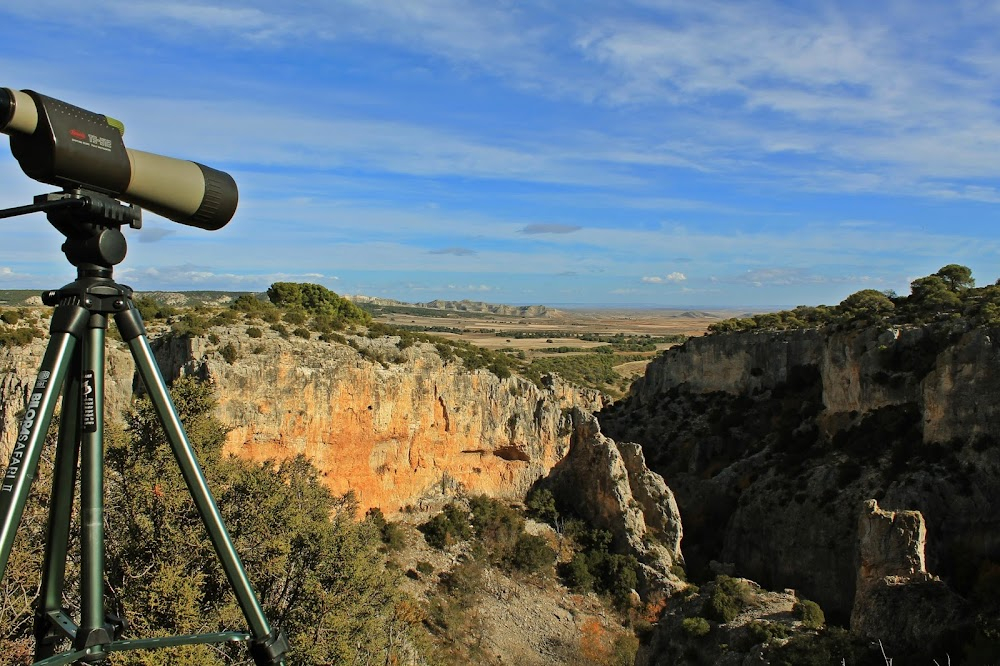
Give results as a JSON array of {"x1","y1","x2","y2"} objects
[{"x1": 152, "y1": 332, "x2": 605, "y2": 514}]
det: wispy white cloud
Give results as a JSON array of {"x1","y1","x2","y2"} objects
[{"x1": 642, "y1": 272, "x2": 686, "y2": 284}]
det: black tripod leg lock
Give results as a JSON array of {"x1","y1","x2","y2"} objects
[{"x1": 249, "y1": 627, "x2": 289, "y2": 666}]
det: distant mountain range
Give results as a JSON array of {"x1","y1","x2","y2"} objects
[{"x1": 349, "y1": 295, "x2": 553, "y2": 317}]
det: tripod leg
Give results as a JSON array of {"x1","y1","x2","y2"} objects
[
  {"x1": 34, "y1": 350, "x2": 83, "y2": 658},
  {"x1": 76, "y1": 315, "x2": 112, "y2": 653},
  {"x1": 115, "y1": 307, "x2": 287, "y2": 665},
  {"x1": 0, "y1": 304, "x2": 88, "y2": 580}
]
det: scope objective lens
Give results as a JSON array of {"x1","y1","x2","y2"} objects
[{"x1": 0, "y1": 88, "x2": 13, "y2": 132}]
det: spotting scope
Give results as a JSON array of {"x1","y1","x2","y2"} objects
[{"x1": 0, "y1": 87, "x2": 237, "y2": 230}]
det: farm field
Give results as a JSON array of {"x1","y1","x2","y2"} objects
[
  {"x1": 373, "y1": 306, "x2": 745, "y2": 390},
  {"x1": 377, "y1": 307, "x2": 733, "y2": 349}
]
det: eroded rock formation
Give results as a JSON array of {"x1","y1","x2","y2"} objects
[
  {"x1": 852, "y1": 499, "x2": 965, "y2": 655},
  {"x1": 542, "y1": 408, "x2": 684, "y2": 592}
]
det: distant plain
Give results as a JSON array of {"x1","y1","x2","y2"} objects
[{"x1": 374, "y1": 306, "x2": 745, "y2": 382}]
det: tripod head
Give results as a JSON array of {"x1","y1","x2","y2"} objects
[{"x1": 0, "y1": 188, "x2": 141, "y2": 274}]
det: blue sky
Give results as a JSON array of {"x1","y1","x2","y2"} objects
[{"x1": 1, "y1": 1, "x2": 998, "y2": 308}]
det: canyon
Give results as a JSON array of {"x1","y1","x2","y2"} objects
[
  {"x1": 3, "y1": 311, "x2": 998, "y2": 660},
  {"x1": 601, "y1": 320, "x2": 999, "y2": 644}
]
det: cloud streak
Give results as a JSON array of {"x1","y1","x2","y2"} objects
[
  {"x1": 519, "y1": 223, "x2": 583, "y2": 235},
  {"x1": 428, "y1": 247, "x2": 477, "y2": 256}
]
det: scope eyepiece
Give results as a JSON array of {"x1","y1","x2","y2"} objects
[{"x1": 0, "y1": 87, "x2": 237, "y2": 230}]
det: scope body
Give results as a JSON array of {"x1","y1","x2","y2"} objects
[{"x1": 0, "y1": 87, "x2": 237, "y2": 230}]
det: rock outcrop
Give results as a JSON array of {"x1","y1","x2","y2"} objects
[
  {"x1": 648, "y1": 578, "x2": 803, "y2": 666},
  {"x1": 851, "y1": 499, "x2": 965, "y2": 655},
  {"x1": 599, "y1": 321, "x2": 1000, "y2": 621},
  {"x1": 0, "y1": 334, "x2": 138, "y2": 459},
  {"x1": 542, "y1": 408, "x2": 684, "y2": 592}
]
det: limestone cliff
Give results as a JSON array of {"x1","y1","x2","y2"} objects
[
  {"x1": 1, "y1": 324, "x2": 605, "y2": 515},
  {"x1": 626, "y1": 323, "x2": 1000, "y2": 443},
  {"x1": 599, "y1": 321, "x2": 1000, "y2": 623},
  {"x1": 152, "y1": 329, "x2": 605, "y2": 513}
]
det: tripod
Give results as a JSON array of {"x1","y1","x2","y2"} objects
[{"x1": 0, "y1": 190, "x2": 287, "y2": 665}]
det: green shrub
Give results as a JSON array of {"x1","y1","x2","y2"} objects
[
  {"x1": 367, "y1": 508, "x2": 407, "y2": 551},
  {"x1": 469, "y1": 495, "x2": 524, "y2": 563},
  {"x1": 766, "y1": 627, "x2": 876, "y2": 666},
  {"x1": 0, "y1": 327, "x2": 38, "y2": 347},
  {"x1": 558, "y1": 523, "x2": 639, "y2": 607},
  {"x1": 416, "y1": 561, "x2": 434, "y2": 576},
  {"x1": 510, "y1": 534, "x2": 555, "y2": 573},
  {"x1": 246, "y1": 327, "x2": 263, "y2": 338},
  {"x1": 440, "y1": 558, "x2": 483, "y2": 601},
  {"x1": 419, "y1": 503, "x2": 472, "y2": 549},
  {"x1": 599, "y1": 553, "x2": 639, "y2": 607},
  {"x1": 133, "y1": 296, "x2": 176, "y2": 321},
  {"x1": 682, "y1": 616, "x2": 711, "y2": 638},
  {"x1": 266, "y1": 282, "x2": 371, "y2": 327},
  {"x1": 284, "y1": 309, "x2": 307, "y2": 325},
  {"x1": 747, "y1": 620, "x2": 789, "y2": 645},
  {"x1": 0, "y1": 310, "x2": 20, "y2": 325},
  {"x1": 560, "y1": 553, "x2": 595, "y2": 592},
  {"x1": 231, "y1": 293, "x2": 269, "y2": 313},
  {"x1": 208, "y1": 332, "x2": 221, "y2": 345},
  {"x1": 525, "y1": 487, "x2": 559, "y2": 526},
  {"x1": 320, "y1": 332, "x2": 347, "y2": 344},
  {"x1": 794, "y1": 599, "x2": 825, "y2": 629},
  {"x1": 220, "y1": 342, "x2": 239, "y2": 364},
  {"x1": 612, "y1": 633, "x2": 640, "y2": 666},
  {"x1": 703, "y1": 575, "x2": 754, "y2": 623},
  {"x1": 171, "y1": 312, "x2": 210, "y2": 337},
  {"x1": 210, "y1": 309, "x2": 240, "y2": 326},
  {"x1": 366, "y1": 507, "x2": 387, "y2": 531},
  {"x1": 293, "y1": 327, "x2": 312, "y2": 339}
]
